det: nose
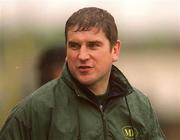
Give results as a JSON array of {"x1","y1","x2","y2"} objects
[{"x1": 78, "y1": 46, "x2": 90, "y2": 61}]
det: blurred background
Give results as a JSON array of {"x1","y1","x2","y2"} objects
[{"x1": 0, "y1": 0, "x2": 179, "y2": 139}]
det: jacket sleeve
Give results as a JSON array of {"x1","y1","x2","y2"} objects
[
  {"x1": 0, "y1": 98, "x2": 32, "y2": 140},
  {"x1": 0, "y1": 115, "x2": 31, "y2": 140},
  {"x1": 147, "y1": 99, "x2": 166, "y2": 140}
]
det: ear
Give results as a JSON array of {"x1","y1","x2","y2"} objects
[{"x1": 112, "y1": 40, "x2": 121, "y2": 62}]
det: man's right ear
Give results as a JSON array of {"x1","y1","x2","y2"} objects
[{"x1": 112, "y1": 40, "x2": 121, "y2": 62}]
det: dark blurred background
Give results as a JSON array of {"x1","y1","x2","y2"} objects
[{"x1": 0, "y1": 1, "x2": 179, "y2": 139}]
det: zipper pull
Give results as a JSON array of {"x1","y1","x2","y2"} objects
[{"x1": 99, "y1": 104, "x2": 103, "y2": 112}]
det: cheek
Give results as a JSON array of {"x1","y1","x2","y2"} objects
[
  {"x1": 67, "y1": 53, "x2": 78, "y2": 70},
  {"x1": 100, "y1": 51, "x2": 113, "y2": 60},
  {"x1": 67, "y1": 51, "x2": 76, "y2": 61}
]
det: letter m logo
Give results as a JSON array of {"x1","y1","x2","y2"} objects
[{"x1": 122, "y1": 126, "x2": 138, "y2": 139}]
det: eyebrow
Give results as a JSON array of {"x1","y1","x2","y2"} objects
[
  {"x1": 68, "y1": 40, "x2": 102, "y2": 44},
  {"x1": 67, "y1": 41, "x2": 79, "y2": 45},
  {"x1": 88, "y1": 40, "x2": 103, "y2": 45}
]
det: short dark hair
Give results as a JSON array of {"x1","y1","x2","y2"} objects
[{"x1": 65, "y1": 7, "x2": 118, "y2": 47}]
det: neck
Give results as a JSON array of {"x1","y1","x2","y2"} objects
[
  {"x1": 87, "y1": 73, "x2": 110, "y2": 96},
  {"x1": 88, "y1": 86, "x2": 107, "y2": 96}
]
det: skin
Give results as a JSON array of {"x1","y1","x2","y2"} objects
[{"x1": 66, "y1": 27, "x2": 121, "y2": 95}]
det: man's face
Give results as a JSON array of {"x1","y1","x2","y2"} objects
[{"x1": 66, "y1": 27, "x2": 120, "y2": 88}]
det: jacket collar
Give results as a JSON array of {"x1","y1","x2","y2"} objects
[
  {"x1": 61, "y1": 63, "x2": 133, "y2": 97},
  {"x1": 109, "y1": 65, "x2": 133, "y2": 97}
]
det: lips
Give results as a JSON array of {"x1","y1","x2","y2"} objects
[
  {"x1": 79, "y1": 66, "x2": 91, "y2": 69},
  {"x1": 78, "y1": 65, "x2": 93, "y2": 73}
]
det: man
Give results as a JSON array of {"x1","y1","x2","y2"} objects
[{"x1": 0, "y1": 7, "x2": 165, "y2": 140}]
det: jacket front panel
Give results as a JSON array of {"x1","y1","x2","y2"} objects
[
  {"x1": 45, "y1": 80, "x2": 153, "y2": 140},
  {"x1": 75, "y1": 93, "x2": 147, "y2": 140}
]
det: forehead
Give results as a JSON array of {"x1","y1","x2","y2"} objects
[{"x1": 67, "y1": 26, "x2": 107, "y2": 41}]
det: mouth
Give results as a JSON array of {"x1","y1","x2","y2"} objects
[{"x1": 78, "y1": 66, "x2": 93, "y2": 72}]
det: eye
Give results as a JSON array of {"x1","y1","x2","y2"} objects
[
  {"x1": 68, "y1": 42, "x2": 80, "y2": 50},
  {"x1": 88, "y1": 42, "x2": 101, "y2": 49}
]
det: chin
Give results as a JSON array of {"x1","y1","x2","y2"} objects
[{"x1": 78, "y1": 78, "x2": 94, "y2": 86}]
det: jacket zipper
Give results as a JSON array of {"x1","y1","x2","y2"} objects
[
  {"x1": 77, "y1": 94, "x2": 107, "y2": 140},
  {"x1": 99, "y1": 105, "x2": 107, "y2": 140}
]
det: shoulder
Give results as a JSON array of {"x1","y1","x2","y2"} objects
[
  {"x1": 128, "y1": 87, "x2": 150, "y2": 105},
  {"x1": 11, "y1": 77, "x2": 73, "y2": 116},
  {"x1": 6, "y1": 79, "x2": 60, "y2": 121},
  {"x1": 0, "y1": 80, "x2": 60, "y2": 138},
  {"x1": 126, "y1": 87, "x2": 153, "y2": 116},
  {"x1": 31, "y1": 79, "x2": 59, "y2": 106}
]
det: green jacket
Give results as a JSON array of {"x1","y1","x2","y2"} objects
[{"x1": 0, "y1": 65, "x2": 165, "y2": 140}]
